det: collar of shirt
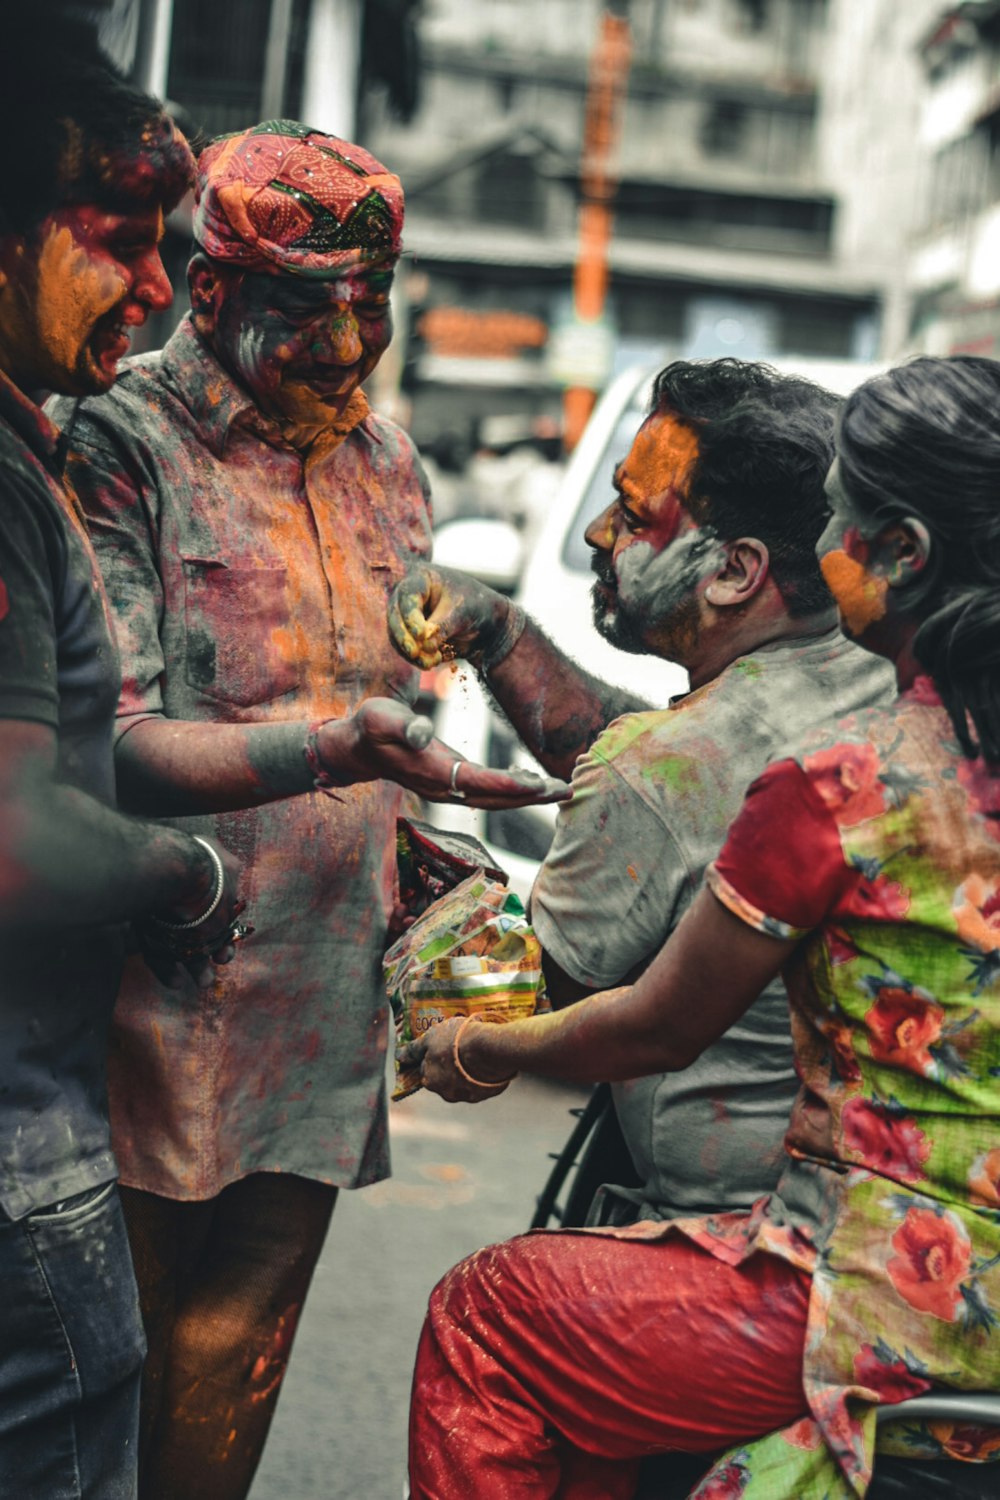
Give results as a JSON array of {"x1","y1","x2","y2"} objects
[
  {"x1": 159, "y1": 315, "x2": 377, "y2": 460},
  {"x1": 0, "y1": 365, "x2": 65, "y2": 472}
]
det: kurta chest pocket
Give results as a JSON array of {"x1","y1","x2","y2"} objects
[{"x1": 181, "y1": 558, "x2": 301, "y2": 708}]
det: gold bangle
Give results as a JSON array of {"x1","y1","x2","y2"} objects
[{"x1": 453, "y1": 1014, "x2": 517, "y2": 1091}]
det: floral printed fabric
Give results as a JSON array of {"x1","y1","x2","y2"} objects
[{"x1": 686, "y1": 678, "x2": 1000, "y2": 1497}]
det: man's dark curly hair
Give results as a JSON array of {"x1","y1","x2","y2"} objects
[
  {"x1": 0, "y1": 13, "x2": 194, "y2": 240},
  {"x1": 650, "y1": 357, "x2": 842, "y2": 618}
]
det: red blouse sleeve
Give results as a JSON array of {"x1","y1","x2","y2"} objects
[{"x1": 707, "y1": 758, "x2": 852, "y2": 940}]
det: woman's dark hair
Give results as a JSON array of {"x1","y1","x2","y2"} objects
[
  {"x1": 0, "y1": 13, "x2": 194, "y2": 240},
  {"x1": 651, "y1": 357, "x2": 842, "y2": 618},
  {"x1": 838, "y1": 354, "x2": 1000, "y2": 762}
]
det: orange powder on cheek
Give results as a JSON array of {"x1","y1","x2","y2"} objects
[
  {"x1": 820, "y1": 549, "x2": 888, "y2": 635},
  {"x1": 34, "y1": 222, "x2": 126, "y2": 368}
]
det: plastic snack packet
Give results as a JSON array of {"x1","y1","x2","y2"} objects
[
  {"x1": 384, "y1": 870, "x2": 548, "y2": 1099},
  {"x1": 396, "y1": 816, "x2": 507, "y2": 922}
]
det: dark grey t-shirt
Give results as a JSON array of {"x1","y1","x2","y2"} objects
[
  {"x1": 0, "y1": 372, "x2": 123, "y2": 1219},
  {"x1": 531, "y1": 630, "x2": 896, "y2": 1220}
]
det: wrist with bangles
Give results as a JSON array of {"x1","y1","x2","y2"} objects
[
  {"x1": 305, "y1": 718, "x2": 364, "y2": 791},
  {"x1": 452, "y1": 1014, "x2": 518, "y2": 1091},
  {"x1": 143, "y1": 837, "x2": 252, "y2": 958},
  {"x1": 150, "y1": 836, "x2": 225, "y2": 930}
]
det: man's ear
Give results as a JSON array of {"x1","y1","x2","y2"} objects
[
  {"x1": 703, "y1": 538, "x2": 769, "y2": 607},
  {"x1": 187, "y1": 252, "x2": 221, "y2": 331},
  {"x1": 874, "y1": 517, "x2": 932, "y2": 588}
]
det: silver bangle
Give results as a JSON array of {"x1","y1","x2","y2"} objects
[{"x1": 151, "y1": 836, "x2": 226, "y2": 931}]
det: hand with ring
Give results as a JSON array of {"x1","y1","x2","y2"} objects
[{"x1": 310, "y1": 698, "x2": 571, "y2": 811}]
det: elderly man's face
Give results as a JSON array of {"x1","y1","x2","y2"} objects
[
  {"x1": 0, "y1": 201, "x2": 173, "y2": 395},
  {"x1": 202, "y1": 261, "x2": 395, "y2": 427}
]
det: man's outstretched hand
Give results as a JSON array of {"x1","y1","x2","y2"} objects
[
  {"x1": 314, "y1": 698, "x2": 570, "y2": 810},
  {"x1": 387, "y1": 564, "x2": 509, "y2": 670}
]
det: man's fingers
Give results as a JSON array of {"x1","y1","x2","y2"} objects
[
  {"x1": 445, "y1": 766, "x2": 571, "y2": 808},
  {"x1": 386, "y1": 587, "x2": 437, "y2": 666},
  {"x1": 398, "y1": 1039, "x2": 427, "y2": 1071},
  {"x1": 404, "y1": 714, "x2": 435, "y2": 750}
]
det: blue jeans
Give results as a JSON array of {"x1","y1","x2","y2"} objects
[{"x1": 0, "y1": 1180, "x2": 146, "y2": 1499}]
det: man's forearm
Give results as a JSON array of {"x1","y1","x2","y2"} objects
[
  {"x1": 482, "y1": 614, "x2": 650, "y2": 780},
  {"x1": 2, "y1": 782, "x2": 214, "y2": 929},
  {"x1": 115, "y1": 717, "x2": 319, "y2": 816}
]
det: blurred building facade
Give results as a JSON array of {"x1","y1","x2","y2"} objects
[
  {"x1": 363, "y1": 0, "x2": 885, "y2": 445},
  {"x1": 825, "y1": 0, "x2": 1000, "y2": 360},
  {"x1": 89, "y1": 0, "x2": 1000, "y2": 438}
]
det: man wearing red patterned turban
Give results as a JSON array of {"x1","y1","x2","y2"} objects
[{"x1": 49, "y1": 120, "x2": 565, "y2": 1500}]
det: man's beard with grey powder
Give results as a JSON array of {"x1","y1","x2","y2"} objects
[{"x1": 590, "y1": 529, "x2": 724, "y2": 658}]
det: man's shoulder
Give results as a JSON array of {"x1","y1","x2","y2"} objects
[
  {"x1": 584, "y1": 705, "x2": 711, "y2": 812},
  {"x1": 585, "y1": 635, "x2": 892, "y2": 802},
  {"x1": 48, "y1": 350, "x2": 172, "y2": 442},
  {"x1": 360, "y1": 409, "x2": 422, "y2": 467}
]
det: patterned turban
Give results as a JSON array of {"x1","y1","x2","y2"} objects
[{"x1": 193, "y1": 119, "x2": 404, "y2": 279}]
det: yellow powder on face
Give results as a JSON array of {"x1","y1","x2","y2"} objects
[
  {"x1": 34, "y1": 221, "x2": 125, "y2": 372},
  {"x1": 820, "y1": 549, "x2": 888, "y2": 635},
  {"x1": 623, "y1": 414, "x2": 700, "y2": 520}
]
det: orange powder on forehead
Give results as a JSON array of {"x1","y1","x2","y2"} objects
[
  {"x1": 624, "y1": 415, "x2": 700, "y2": 516},
  {"x1": 820, "y1": 549, "x2": 888, "y2": 635},
  {"x1": 34, "y1": 222, "x2": 125, "y2": 367}
]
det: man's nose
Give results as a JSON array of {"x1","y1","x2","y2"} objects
[
  {"x1": 130, "y1": 249, "x2": 173, "y2": 317},
  {"x1": 311, "y1": 309, "x2": 363, "y2": 365},
  {"x1": 584, "y1": 501, "x2": 617, "y2": 553}
]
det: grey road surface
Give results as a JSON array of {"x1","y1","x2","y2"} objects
[{"x1": 249, "y1": 1073, "x2": 590, "y2": 1500}]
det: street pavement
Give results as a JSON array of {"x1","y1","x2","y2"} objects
[{"x1": 248, "y1": 1072, "x2": 590, "y2": 1499}]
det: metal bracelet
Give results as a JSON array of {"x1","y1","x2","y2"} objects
[{"x1": 150, "y1": 836, "x2": 225, "y2": 931}]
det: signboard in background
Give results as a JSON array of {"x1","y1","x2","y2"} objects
[
  {"x1": 546, "y1": 307, "x2": 616, "y2": 390},
  {"x1": 417, "y1": 307, "x2": 548, "y2": 361}
]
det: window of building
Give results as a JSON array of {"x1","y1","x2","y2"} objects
[
  {"x1": 731, "y1": 0, "x2": 769, "y2": 33},
  {"x1": 474, "y1": 150, "x2": 544, "y2": 230},
  {"x1": 701, "y1": 100, "x2": 751, "y2": 158}
]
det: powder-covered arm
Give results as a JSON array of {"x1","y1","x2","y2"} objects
[
  {"x1": 387, "y1": 563, "x2": 651, "y2": 781},
  {"x1": 0, "y1": 470, "x2": 225, "y2": 928},
  {"x1": 61, "y1": 423, "x2": 567, "y2": 816}
]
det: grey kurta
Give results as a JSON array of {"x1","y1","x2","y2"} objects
[{"x1": 50, "y1": 318, "x2": 432, "y2": 1199}]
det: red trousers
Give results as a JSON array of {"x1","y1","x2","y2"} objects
[{"x1": 409, "y1": 1227, "x2": 811, "y2": 1499}]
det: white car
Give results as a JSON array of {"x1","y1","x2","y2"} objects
[{"x1": 427, "y1": 356, "x2": 882, "y2": 900}]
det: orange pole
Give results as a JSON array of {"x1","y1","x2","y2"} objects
[{"x1": 563, "y1": 11, "x2": 632, "y2": 451}]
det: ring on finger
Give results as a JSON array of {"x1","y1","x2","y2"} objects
[{"x1": 450, "y1": 760, "x2": 466, "y2": 800}]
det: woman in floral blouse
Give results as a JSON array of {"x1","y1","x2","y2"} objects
[{"x1": 407, "y1": 355, "x2": 1000, "y2": 1499}]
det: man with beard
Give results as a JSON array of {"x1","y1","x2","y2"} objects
[
  {"x1": 51, "y1": 120, "x2": 567, "y2": 1500},
  {"x1": 390, "y1": 358, "x2": 895, "y2": 1227},
  {"x1": 0, "y1": 21, "x2": 247, "y2": 1498}
]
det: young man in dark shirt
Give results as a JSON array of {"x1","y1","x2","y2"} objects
[{"x1": 0, "y1": 23, "x2": 245, "y2": 1498}]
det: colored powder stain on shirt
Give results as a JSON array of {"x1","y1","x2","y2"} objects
[
  {"x1": 0, "y1": 577, "x2": 8, "y2": 622},
  {"x1": 820, "y1": 548, "x2": 888, "y2": 635},
  {"x1": 642, "y1": 752, "x2": 703, "y2": 796}
]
